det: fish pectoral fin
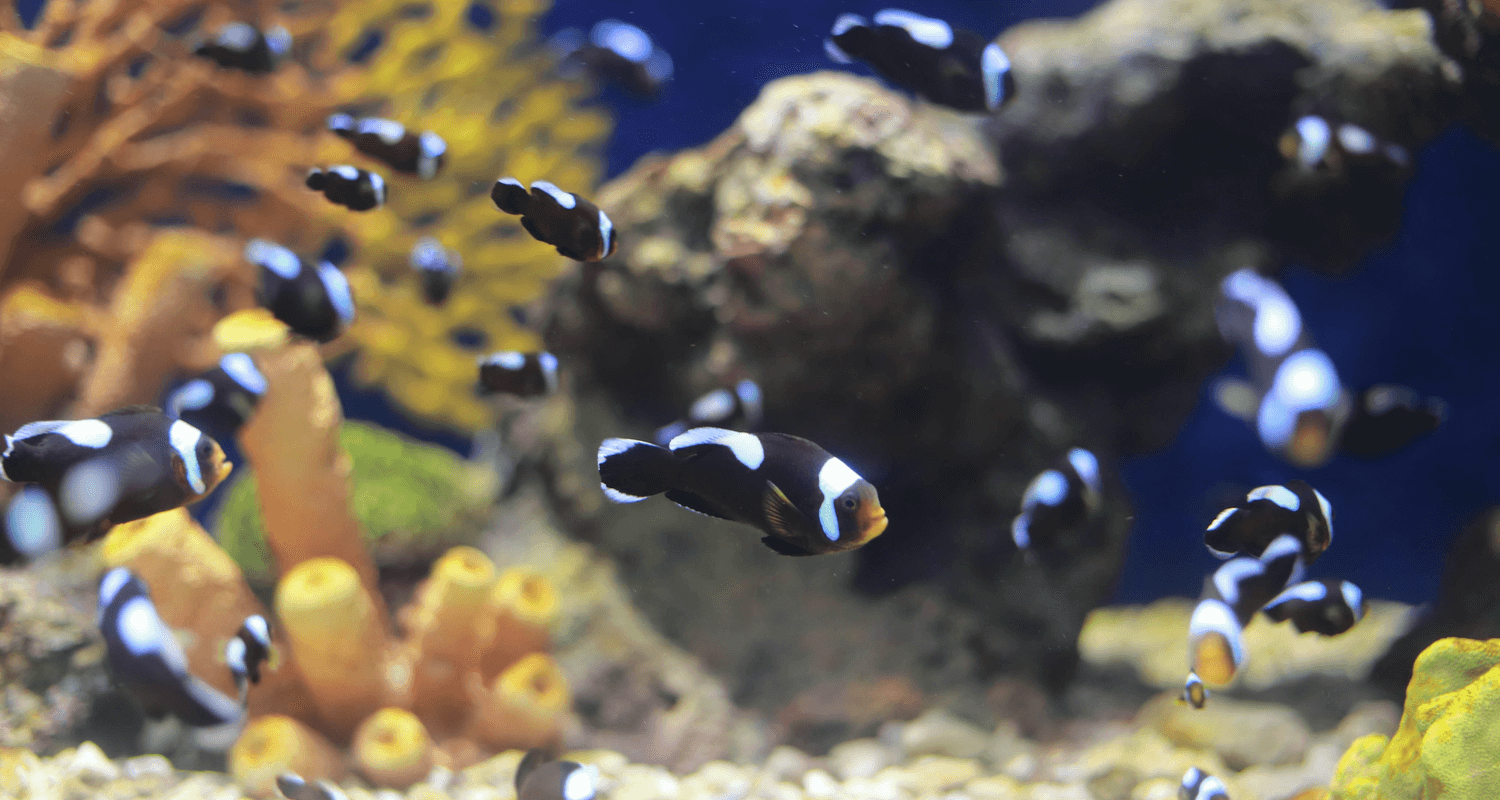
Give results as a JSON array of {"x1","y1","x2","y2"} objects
[
  {"x1": 760, "y1": 536, "x2": 816, "y2": 557},
  {"x1": 664, "y1": 490, "x2": 735, "y2": 521},
  {"x1": 761, "y1": 481, "x2": 814, "y2": 540}
]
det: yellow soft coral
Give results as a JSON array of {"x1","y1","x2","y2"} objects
[{"x1": 1332, "y1": 637, "x2": 1500, "y2": 799}]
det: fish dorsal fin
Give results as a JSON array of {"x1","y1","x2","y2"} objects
[
  {"x1": 515, "y1": 747, "x2": 551, "y2": 795},
  {"x1": 664, "y1": 490, "x2": 734, "y2": 521},
  {"x1": 10, "y1": 419, "x2": 71, "y2": 440},
  {"x1": 669, "y1": 427, "x2": 764, "y2": 470},
  {"x1": 760, "y1": 536, "x2": 815, "y2": 557},
  {"x1": 761, "y1": 481, "x2": 813, "y2": 541}
]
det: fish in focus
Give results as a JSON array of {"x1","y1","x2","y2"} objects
[
  {"x1": 1203, "y1": 480, "x2": 1333, "y2": 563},
  {"x1": 491, "y1": 179, "x2": 617, "y2": 262},
  {"x1": 598, "y1": 427, "x2": 887, "y2": 556},
  {"x1": 192, "y1": 22, "x2": 291, "y2": 74},
  {"x1": 98, "y1": 568, "x2": 246, "y2": 727},
  {"x1": 306, "y1": 166, "x2": 387, "y2": 212},
  {"x1": 410, "y1": 237, "x2": 462, "y2": 306},
  {"x1": 515, "y1": 748, "x2": 599, "y2": 800},
  {"x1": 1010, "y1": 447, "x2": 1101, "y2": 552},
  {"x1": 245, "y1": 238, "x2": 356, "y2": 343},
  {"x1": 1261, "y1": 578, "x2": 1368, "y2": 636},
  {"x1": 1337, "y1": 384, "x2": 1446, "y2": 459},
  {"x1": 825, "y1": 9, "x2": 1014, "y2": 112},
  {"x1": 653, "y1": 380, "x2": 764, "y2": 446},
  {"x1": 550, "y1": 19, "x2": 674, "y2": 100},
  {"x1": 0, "y1": 407, "x2": 232, "y2": 542},
  {"x1": 166, "y1": 353, "x2": 268, "y2": 438},
  {"x1": 327, "y1": 114, "x2": 448, "y2": 179},
  {"x1": 477, "y1": 351, "x2": 559, "y2": 398},
  {"x1": 1179, "y1": 767, "x2": 1229, "y2": 800},
  {"x1": 1180, "y1": 670, "x2": 1208, "y2": 709}
]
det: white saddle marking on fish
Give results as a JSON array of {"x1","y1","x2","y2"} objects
[
  {"x1": 669, "y1": 428, "x2": 764, "y2": 471},
  {"x1": 484, "y1": 351, "x2": 528, "y2": 371},
  {"x1": 1248, "y1": 484, "x2": 1299, "y2": 512},
  {"x1": 873, "y1": 9, "x2": 953, "y2": 49},
  {"x1": 531, "y1": 181, "x2": 577, "y2": 210},
  {"x1": 331, "y1": 165, "x2": 360, "y2": 181},
  {"x1": 245, "y1": 238, "x2": 301, "y2": 279},
  {"x1": 356, "y1": 117, "x2": 406, "y2": 145},
  {"x1": 1267, "y1": 580, "x2": 1329, "y2": 609}
]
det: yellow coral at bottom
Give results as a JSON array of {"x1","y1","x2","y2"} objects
[{"x1": 1332, "y1": 637, "x2": 1500, "y2": 799}]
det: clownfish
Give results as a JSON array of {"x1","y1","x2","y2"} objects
[
  {"x1": 1261, "y1": 579, "x2": 1368, "y2": 637},
  {"x1": 654, "y1": 380, "x2": 764, "y2": 446},
  {"x1": 491, "y1": 179, "x2": 617, "y2": 262},
  {"x1": 1203, "y1": 481, "x2": 1333, "y2": 563},
  {"x1": 1279, "y1": 115, "x2": 1411, "y2": 173},
  {"x1": 410, "y1": 237, "x2": 462, "y2": 306},
  {"x1": 192, "y1": 22, "x2": 291, "y2": 74},
  {"x1": 225, "y1": 614, "x2": 272, "y2": 700},
  {"x1": 515, "y1": 748, "x2": 599, "y2": 800},
  {"x1": 97, "y1": 568, "x2": 247, "y2": 727},
  {"x1": 245, "y1": 238, "x2": 355, "y2": 343},
  {"x1": 825, "y1": 9, "x2": 1014, "y2": 112},
  {"x1": 276, "y1": 773, "x2": 349, "y2": 800},
  {"x1": 550, "y1": 20, "x2": 674, "y2": 100},
  {"x1": 598, "y1": 428, "x2": 887, "y2": 557},
  {"x1": 167, "y1": 352, "x2": 268, "y2": 438},
  {"x1": 1338, "y1": 384, "x2": 1446, "y2": 459},
  {"x1": 1187, "y1": 597, "x2": 1245, "y2": 688},
  {"x1": 1180, "y1": 671, "x2": 1208, "y2": 710},
  {"x1": 1011, "y1": 447, "x2": 1101, "y2": 552},
  {"x1": 1179, "y1": 767, "x2": 1229, "y2": 800},
  {"x1": 1, "y1": 408, "x2": 232, "y2": 543},
  {"x1": 306, "y1": 166, "x2": 386, "y2": 212},
  {"x1": 477, "y1": 351, "x2": 559, "y2": 398},
  {"x1": 326, "y1": 114, "x2": 447, "y2": 180}
]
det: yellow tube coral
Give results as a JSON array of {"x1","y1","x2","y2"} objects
[
  {"x1": 275, "y1": 558, "x2": 390, "y2": 741},
  {"x1": 478, "y1": 567, "x2": 558, "y2": 681},
  {"x1": 400, "y1": 546, "x2": 496, "y2": 735},
  {"x1": 464, "y1": 652, "x2": 569, "y2": 752},
  {"x1": 230, "y1": 714, "x2": 346, "y2": 799},
  {"x1": 352, "y1": 708, "x2": 435, "y2": 789}
]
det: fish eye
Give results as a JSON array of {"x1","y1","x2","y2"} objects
[{"x1": 841, "y1": 497, "x2": 856, "y2": 510}]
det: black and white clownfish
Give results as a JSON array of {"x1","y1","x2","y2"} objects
[
  {"x1": 598, "y1": 427, "x2": 888, "y2": 557},
  {"x1": 1261, "y1": 578, "x2": 1367, "y2": 636},
  {"x1": 1279, "y1": 115, "x2": 1411, "y2": 173},
  {"x1": 1011, "y1": 447, "x2": 1101, "y2": 552},
  {"x1": 477, "y1": 351, "x2": 558, "y2": 398},
  {"x1": 245, "y1": 238, "x2": 356, "y2": 343},
  {"x1": 1203, "y1": 480, "x2": 1333, "y2": 563},
  {"x1": 549, "y1": 19, "x2": 674, "y2": 100},
  {"x1": 515, "y1": 748, "x2": 599, "y2": 800},
  {"x1": 1187, "y1": 543, "x2": 1301, "y2": 689},
  {"x1": 1187, "y1": 596, "x2": 1245, "y2": 689},
  {"x1": 276, "y1": 772, "x2": 350, "y2": 800},
  {"x1": 167, "y1": 352, "x2": 268, "y2": 438},
  {"x1": 326, "y1": 114, "x2": 447, "y2": 180},
  {"x1": 653, "y1": 380, "x2": 764, "y2": 446},
  {"x1": 409, "y1": 236, "x2": 462, "y2": 306},
  {"x1": 825, "y1": 9, "x2": 1014, "y2": 112},
  {"x1": 306, "y1": 166, "x2": 386, "y2": 212},
  {"x1": 225, "y1": 614, "x2": 272, "y2": 695},
  {"x1": 192, "y1": 22, "x2": 291, "y2": 74},
  {"x1": 97, "y1": 568, "x2": 246, "y2": 727},
  {"x1": 1, "y1": 408, "x2": 232, "y2": 542},
  {"x1": 1180, "y1": 671, "x2": 1208, "y2": 710},
  {"x1": 1179, "y1": 767, "x2": 1229, "y2": 800},
  {"x1": 491, "y1": 179, "x2": 617, "y2": 262},
  {"x1": 1338, "y1": 384, "x2": 1446, "y2": 459}
]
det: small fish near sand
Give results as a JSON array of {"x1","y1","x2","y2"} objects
[
  {"x1": 477, "y1": 351, "x2": 559, "y2": 398},
  {"x1": 1180, "y1": 670, "x2": 1208, "y2": 710},
  {"x1": 0, "y1": 407, "x2": 232, "y2": 547},
  {"x1": 1179, "y1": 767, "x2": 1230, "y2": 800},
  {"x1": 306, "y1": 166, "x2": 387, "y2": 212},
  {"x1": 491, "y1": 178, "x2": 617, "y2": 262},
  {"x1": 653, "y1": 380, "x2": 764, "y2": 446},
  {"x1": 327, "y1": 114, "x2": 447, "y2": 180},
  {"x1": 825, "y1": 9, "x2": 1015, "y2": 112},
  {"x1": 515, "y1": 748, "x2": 599, "y2": 800},
  {"x1": 410, "y1": 236, "x2": 462, "y2": 306},
  {"x1": 192, "y1": 22, "x2": 291, "y2": 74},
  {"x1": 550, "y1": 19, "x2": 675, "y2": 100},
  {"x1": 98, "y1": 568, "x2": 248, "y2": 728},
  {"x1": 245, "y1": 238, "x2": 356, "y2": 343},
  {"x1": 598, "y1": 427, "x2": 887, "y2": 556},
  {"x1": 166, "y1": 352, "x2": 268, "y2": 439}
]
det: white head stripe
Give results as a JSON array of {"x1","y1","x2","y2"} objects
[
  {"x1": 873, "y1": 9, "x2": 953, "y2": 48},
  {"x1": 1315, "y1": 488, "x2": 1333, "y2": 539},
  {"x1": 315, "y1": 262, "x2": 356, "y2": 325},
  {"x1": 689, "y1": 389, "x2": 736, "y2": 424},
  {"x1": 1197, "y1": 776, "x2": 1229, "y2": 800},
  {"x1": 245, "y1": 238, "x2": 301, "y2": 279},
  {"x1": 1205, "y1": 507, "x2": 1236, "y2": 532},
  {"x1": 1066, "y1": 448, "x2": 1100, "y2": 493},
  {"x1": 1248, "y1": 484, "x2": 1299, "y2": 511},
  {"x1": 530, "y1": 181, "x2": 577, "y2": 210},
  {"x1": 220, "y1": 353, "x2": 267, "y2": 394},
  {"x1": 817, "y1": 457, "x2": 862, "y2": 542},
  {"x1": 168, "y1": 420, "x2": 207, "y2": 495},
  {"x1": 1295, "y1": 115, "x2": 1332, "y2": 168},
  {"x1": 1188, "y1": 599, "x2": 1245, "y2": 667},
  {"x1": 1341, "y1": 582, "x2": 1364, "y2": 620},
  {"x1": 6, "y1": 486, "x2": 60, "y2": 559},
  {"x1": 54, "y1": 419, "x2": 112, "y2": 449},
  {"x1": 169, "y1": 380, "x2": 214, "y2": 416},
  {"x1": 981, "y1": 43, "x2": 1011, "y2": 110},
  {"x1": 368, "y1": 171, "x2": 386, "y2": 204},
  {"x1": 597, "y1": 209, "x2": 614, "y2": 258},
  {"x1": 485, "y1": 350, "x2": 527, "y2": 370},
  {"x1": 562, "y1": 765, "x2": 598, "y2": 800},
  {"x1": 356, "y1": 117, "x2": 406, "y2": 145},
  {"x1": 410, "y1": 238, "x2": 446, "y2": 271},
  {"x1": 244, "y1": 614, "x2": 271, "y2": 645},
  {"x1": 1182, "y1": 769, "x2": 1205, "y2": 791},
  {"x1": 419, "y1": 131, "x2": 447, "y2": 159},
  {"x1": 1023, "y1": 469, "x2": 1068, "y2": 508}
]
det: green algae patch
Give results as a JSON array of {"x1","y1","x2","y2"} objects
[
  {"x1": 213, "y1": 421, "x2": 495, "y2": 579},
  {"x1": 1332, "y1": 637, "x2": 1500, "y2": 799}
]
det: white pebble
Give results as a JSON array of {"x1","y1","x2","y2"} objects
[
  {"x1": 803, "y1": 769, "x2": 842, "y2": 798},
  {"x1": 123, "y1": 754, "x2": 174, "y2": 781},
  {"x1": 828, "y1": 739, "x2": 895, "y2": 781},
  {"x1": 67, "y1": 741, "x2": 119, "y2": 785}
]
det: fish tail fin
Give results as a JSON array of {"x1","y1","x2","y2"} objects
[{"x1": 598, "y1": 438, "x2": 679, "y2": 503}]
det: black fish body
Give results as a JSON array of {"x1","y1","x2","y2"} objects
[
  {"x1": 491, "y1": 179, "x2": 617, "y2": 262},
  {"x1": 1337, "y1": 384, "x2": 1445, "y2": 459},
  {"x1": 306, "y1": 166, "x2": 386, "y2": 212},
  {"x1": 516, "y1": 748, "x2": 597, "y2": 800},
  {"x1": 410, "y1": 237, "x2": 461, "y2": 306},
  {"x1": 597, "y1": 428, "x2": 887, "y2": 556},
  {"x1": 826, "y1": 10, "x2": 1014, "y2": 112},
  {"x1": 477, "y1": 351, "x2": 558, "y2": 398},
  {"x1": 167, "y1": 352, "x2": 268, "y2": 438},
  {"x1": 1011, "y1": 447, "x2": 1101, "y2": 552},
  {"x1": 246, "y1": 238, "x2": 356, "y2": 343},
  {"x1": 327, "y1": 114, "x2": 447, "y2": 179},
  {"x1": 1261, "y1": 578, "x2": 1367, "y2": 636},
  {"x1": 193, "y1": 22, "x2": 290, "y2": 74},
  {"x1": 1179, "y1": 768, "x2": 1229, "y2": 800},
  {"x1": 1203, "y1": 480, "x2": 1333, "y2": 563}
]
